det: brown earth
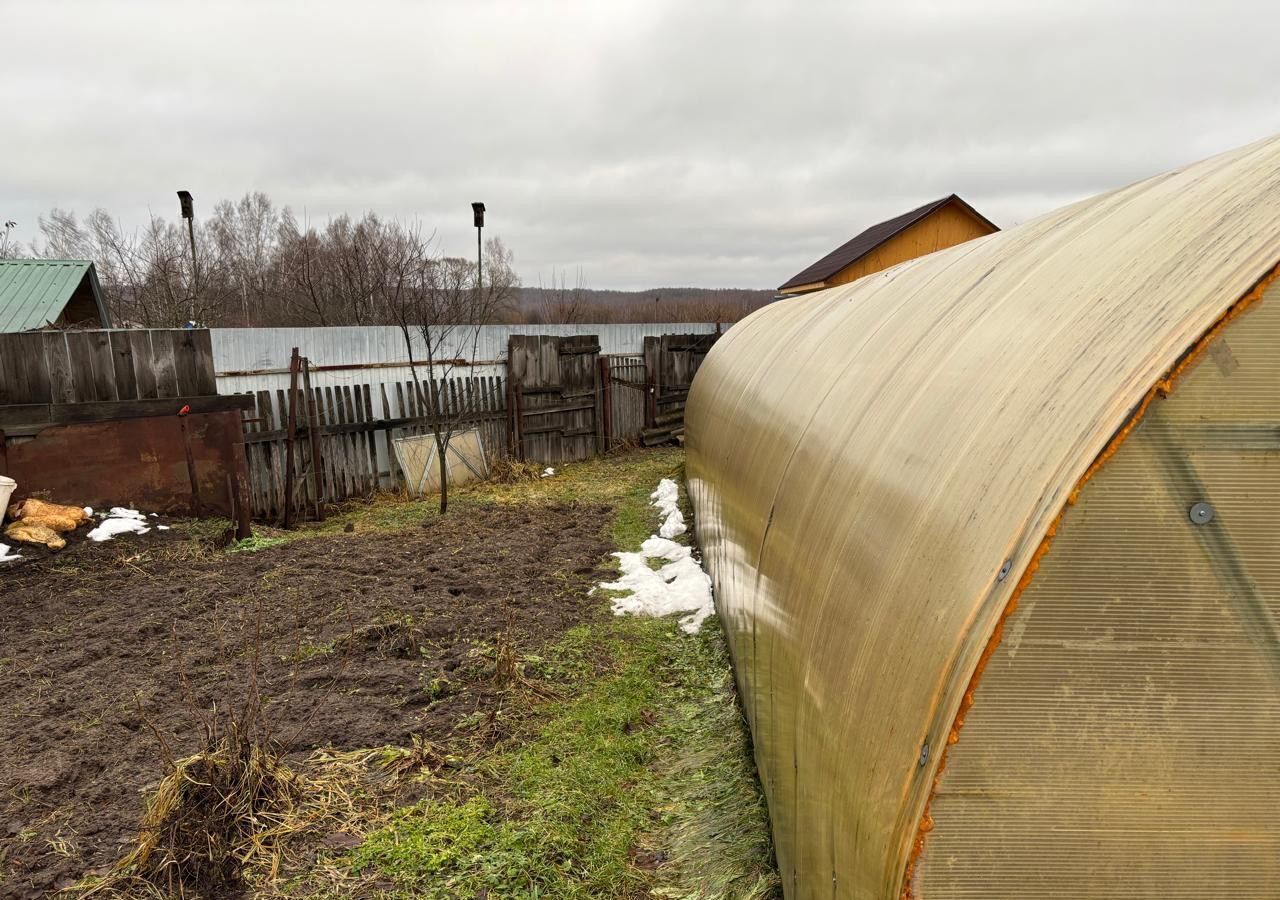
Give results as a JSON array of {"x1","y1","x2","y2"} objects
[{"x1": 0, "y1": 502, "x2": 614, "y2": 899}]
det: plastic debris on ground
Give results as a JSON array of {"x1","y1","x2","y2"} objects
[
  {"x1": 0, "y1": 542, "x2": 21, "y2": 563},
  {"x1": 541, "y1": 467, "x2": 556, "y2": 478},
  {"x1": 87, "y1": 508, "x2": 152, "y2": 542},
  {"x1": 595, "y1": 478, "x2": 714, "y2": 634}
]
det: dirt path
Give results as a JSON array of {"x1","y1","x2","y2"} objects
[{"x1": 0, "y1": 502, "x2": 613, "y2": 899}]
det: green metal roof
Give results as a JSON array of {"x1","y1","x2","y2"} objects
[{"x1": 0, "y1": 259, "x2": 111, "y2": 332}]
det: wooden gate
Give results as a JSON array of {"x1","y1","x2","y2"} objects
[
  {"x1": 640, "y1": 332, "x2": 721, "y2": 444},
  {"x1": 507, "y1": 334, "x2": 601, "y2": 464}
]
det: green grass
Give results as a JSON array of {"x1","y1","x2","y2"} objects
[
  {"x1": 350, "y1": 618, "x2": 775, "y2": 900},
  {"x1": 299, "y1": 447, "x2": 684, "y2": 544},
  {"x1": 226, "y1": 534, "x2": 287, "y2": 553},
  {"x1": 334, "y1": 446, "x2": 777, "y2": 900}
]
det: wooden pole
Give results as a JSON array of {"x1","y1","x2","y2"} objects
[
  {"x1": 229, "y1": 420, "x2": 254, "y2": 539},
  {"x1": 513, "y1": 384, "x2": 526, "y2": 462},
  {"x1": 281, "y1": 347, "x2": 301, "y2": 528},
  {"x1": 178, "y1": 414, "x2": 204, "y2": 516},
  {"x1": 301, "y1": 357, "x2": 326, "y2": 521},
  {"x1": 598, "y1": 355, "x2": 613, "y2": 454}
]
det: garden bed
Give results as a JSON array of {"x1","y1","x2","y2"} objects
[{"x1": 0, "y1": 502, "x2": 613, "y2": 898}]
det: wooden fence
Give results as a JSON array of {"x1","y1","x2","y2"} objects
[
  {"x1": 240, "y1": 357, "x2": 508, "y2": 520},
  {"x1": 0, "y1": 328, "x2": 253, "y2": 527},
  {"x1": 507, "y1": 335, "x2": 602, "y2": 465},
  {"x1": 235, "y1": 331, "x2": 722, "y2": 519},
  {"x1": 601, "y1": 355, "x2": 647, "y2": 448},
  {"x1": 0, "y1": 328, "x2": 218, "y2": 408},
  {"x1": 640, "y1": 332, "x2": 720, "y2": 444}
]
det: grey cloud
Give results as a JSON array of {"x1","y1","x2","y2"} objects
[{"x1": 3, "y1": 0, "x2": 1277, "y2": 290}]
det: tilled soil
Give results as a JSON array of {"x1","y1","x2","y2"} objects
[{"x1": 0, "y1": 502, "x2": 614, "y2": 899}]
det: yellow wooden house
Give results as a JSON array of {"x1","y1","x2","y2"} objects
[{"x1": 778, "y1": 194, "x2": 998, "y2": 295}]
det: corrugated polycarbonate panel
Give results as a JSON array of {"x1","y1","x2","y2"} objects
[
  {"x1": 918, "y1": 284, "x2": 1280, "y2": 898},
  {"x1": 684, "y1": 135, "x2": 1280, "y2": 900}
]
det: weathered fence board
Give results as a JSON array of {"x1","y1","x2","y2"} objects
[
  {"x1": 507, "y1": 335, "x2": 602, "y2": 464},
  {"x1": 240, "y1": 367, "x2": 509, "y2": 520},
  {"x1": 604, "y1": 355, "x2": 648, "y2": 448},
  {"x1": 641, "y1": 332, "x2": 721, "y2": 444},
  {"x1": 0, "y1": 328, "x2": 221, "y2": 406}
]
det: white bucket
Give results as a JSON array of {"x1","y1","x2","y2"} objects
[{"x1": 0, "y1": 476, "x2": 15, "y2": 527}]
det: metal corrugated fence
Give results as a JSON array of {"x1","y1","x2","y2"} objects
[{"x1": 211, "y1": 323, "x2": 722, "y2": 394}]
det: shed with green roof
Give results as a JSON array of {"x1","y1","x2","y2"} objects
[{"x1": 0, "y1": 259, "x2": 112, "y2": 333}]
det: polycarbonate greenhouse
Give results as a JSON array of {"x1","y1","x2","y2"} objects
[{"x1": 686, "y1": 136, "x2": 1280, "y2": 900}]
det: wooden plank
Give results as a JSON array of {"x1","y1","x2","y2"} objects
[
  {"x1": 0, "y1": 393, "x2": 256, "y2": 431},
  {"x1": 337, "y1": 386, "x2": 356, "y2": 495},
  {"x1": 318, "y1": 386, "x2": 337, "y2": 502},
  {"x1": 187, "y1": 329, "x2": 218, "y2": 395},
  {"x1": 0, "y1": 334, "x2": 33, "y2": 405},
  {"x1": 381, "y1": 382, "x2": 401, "y2": 487},
  {"x1": 108, "y1": 331, "x2": 138, "y2": 400},
  {"x1": 150, "y1": 330, "x2": 181, "y2": 398},
  {"x1": 301, "y1": 361, "x2": 325, "y2": 518},
  {"x1": 25, "y1": 334, "x2": 53, "y2": 404},
  {"x1": 324, "y1": 386, "x2": 345, "y2": 498},
  {"x1": 43, "y1": 332, "x2": 74, "y2": 404},
  {"x1": 362, "y1": 384, "x2": 378, "y2": 492},
  {"x1": 342, "y1": 386, "x2": 363, "y2": 495},
  {"x1": 254, "y1": 392, "x2": 272, "y2": 518},
  {"x1": 251, "y1": 390, "x2": 273, "y2": 516},
  {"x1": 281, "y1": 349, "x2": 301, "y2": 527},
  {"x1": 238, "y1": 410, "x2": 507, "y2": 444},
  {"x1": 128, "y1": 331, "x2": 158, "y2": 399},
  {"x1": 173, "y1": 330, "x2": 199, "y2": 397},
  {"x1": 63, "y1": 333, "x2": 100, "y2": 402},
  {"x1": 354, "y1": 385, "x2": 371, "y2": 495}
]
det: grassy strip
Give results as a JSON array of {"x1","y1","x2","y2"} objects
[{"x1": 335, "y1": 448, "x2": 777, "y2": 899}]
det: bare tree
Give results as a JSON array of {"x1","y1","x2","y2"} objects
[
  {"x1": 210, "y1": 192, "x2": 280, "y2": 326},
  {"x1": 536, "y1": 267, "x2": 589, "y2": 323},
  {"x1": 392, "y1": 236, "x2": 518, "y2": 514}
]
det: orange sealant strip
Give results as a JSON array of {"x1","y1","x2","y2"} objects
[{"x1": 898, "y1": 260, "x2": 1280, "y2": 900}]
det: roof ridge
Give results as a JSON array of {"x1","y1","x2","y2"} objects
[{"x1": 778, "y1": 194, "x2": 995, "y2": 292}]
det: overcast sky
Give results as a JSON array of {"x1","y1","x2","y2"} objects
[{"x1": 3, "y1": 0, "x2": 1278, "y2": 290}]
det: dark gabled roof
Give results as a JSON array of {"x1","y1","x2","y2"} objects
[{"x1": 779, "y1": 194, "x2": 998, "y2": 291}]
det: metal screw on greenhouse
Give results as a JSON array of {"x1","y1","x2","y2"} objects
[
  {"x1": 919, "y1": 742, "x2": 930, "y2": 767},
  {"x1": 1189, "y1": 501, "x2": 1215, "y2": 525},
  {"x1": 997, "y1": 558, "x2": 1012, "y2": 582}
]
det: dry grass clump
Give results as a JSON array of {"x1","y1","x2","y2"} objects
[
  {"x1": 90, "y1": 725, "x2": 300, "y2": 897},
  {"x1": 85, "y1": 730, "x2": 386, "y2": 898},
  {"x1": 340, "y1": 616, "x2": 424, "y2": 659},
  {"x1": 488, "y1": 457, "x2": 543, "y2": 484}
]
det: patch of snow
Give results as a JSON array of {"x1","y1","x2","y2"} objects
[
  {"x1": 650, "y1": 478, "x2": 686, "y2": 538},
  {"x1": 83, "y1": 507, "x2": 94, "y2": 518},
  {"x1": 157, "y1": 525, "x2": 171, "y2": 531},
  {"x1": 594, "y1": 479, "x2": 714, "y2": 633},
  {"x1": 599, "y1": 537, "x2": 714, "y2": 634},
  {"x1": 148, "y1": 513, "x2": 158, "y2": 518},
  {"x1": 109, "y1": 507, "x2": 147, "y2": 520},
  {"x1": 541, "y1": 467, "x2": 556, "y2": 478},
  {"x1": 87, "y1": 510, "x2": 151, "y2": 542},
  {"x1": 0, "y1": 542, "x2": 22, "y2": 563}
]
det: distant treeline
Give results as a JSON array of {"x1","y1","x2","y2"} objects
[{"x1": 5, "y1": 193, "x2": 776, "y2": 328}]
